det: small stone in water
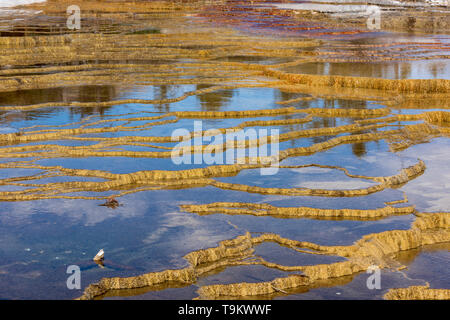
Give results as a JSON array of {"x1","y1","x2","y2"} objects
[{"x1": 93, "y1": 249, "x2": 104, "y2": 261}]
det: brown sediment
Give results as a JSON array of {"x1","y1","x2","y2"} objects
[
  {"x1": 0, "y1": 83, "x2": 269, "y2": 110},
  {"x1": 0, "y1": 135, "x2": 425, "y2": 200},
  {"x1": 77, "y1": 212, "x2": 450, "y2": 300},
  {"x1": 203, "y1": 159, "x2": 425, "y2": 198},
  {"x1": 180, "y1": 202, "x2": 416, "y2": 220},
  {"x1": 0, "y1": 121, "x2": 389, "y2": 159},
  {"x1": 0, "y1": 5, "x2": 443, "y2": 205},
  {"x1": 276, "y1": 96, "x2": 315, "y2": 104},
  {"x1": 356, "y1": 111, "x2": 450, "y2": 129},
  {"x1": 196, "y1": 212, "x2": 450, "y2": 299},
  {"x1": 0, "y1": 29, "x2": 448, "y2": 100},
  {"x1": 294, "y1": 5, "x2": 450, "y2": 35},
  {"x1": 25, "y1": 0, "x2": 190, "y2": 16},
  {"x1": 252, "y1": 65, "x2": 450, "y2": 94},
  {"x1": 384, "y1": 285, "x2": 450, "y2": 300},
  {"x1": 1, "y1": 107, "x2": 442, "y2": 160},
  {"x1": 1, "y1": 0, "x2": 449, "y2": 301},
  {"x1": 80, "y1": 268, "x2": 197, "y2": 300},
  {"x1": 0, "y1": 106, "x2": 300, "y2": 145},
  {"x1": 301, "y1": 107, "x2": 391, "y2": 118},
  {"x1": 386, "y1": 123, "x2": 441, "y2": 152},
  {"x1": 79, "y1": 233, "x2": 258, "y2": 300},
  {"x1": 274, "y1": 129, "x2": 403, "y2": 163},
  {"x1": 384, "y1": 192, "x2": 409, "y2": 206}
]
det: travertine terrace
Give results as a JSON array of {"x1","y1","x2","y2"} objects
[{"x1": 0, "y1": 0, "x2": 448, "y2": 300}]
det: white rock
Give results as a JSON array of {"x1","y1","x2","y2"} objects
[{"x1": 93, "y1": 249, "x2": 104, "y2": 261}]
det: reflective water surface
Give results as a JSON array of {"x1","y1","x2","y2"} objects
[{"x1": 0, "y1": 1, "x2": 449, "y2": 300}]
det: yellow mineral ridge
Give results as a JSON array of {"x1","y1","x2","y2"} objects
[
  {"x1": 0, "y1": 0, "x2": 448, "y2": 300},
  {"x1": 77, "y1": 212, "x2": 449, "y2": 300}
]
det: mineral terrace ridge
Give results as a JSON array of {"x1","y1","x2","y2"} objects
[{"x1": 0, "y1": 0, "x2": 449, "y2": 300}]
